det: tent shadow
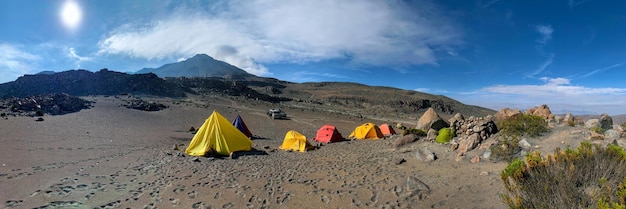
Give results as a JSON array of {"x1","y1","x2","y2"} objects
[
  {"x1": 234, "y1": 148, "x2": 268, "y2": 159},
  {"x1": 250, "y1": 136, "x2": 272, "y2": 140}
]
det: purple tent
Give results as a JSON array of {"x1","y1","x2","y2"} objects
[{"x1": 232, "y1": 115, "x2": 253, "y2": 138}]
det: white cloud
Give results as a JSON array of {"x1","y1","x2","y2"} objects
[
  {"x1": 580, "y1": 63, "x2": 622, "y2": 78},
  {"x1": 536, "y1": 25, "x2": 553, "y2": 44},
  {"x1": 527, "y1": 53, "x2": 554, "y2": 78},
  {"x1": 68, "y1": 47, "x2": 91, "y2": 68},
  {"x1": 98, "y1": 0, "x2": 462, "y2": 76},
  {"x1": 0, "y1": 43, "x2": 40, "y2": 83},
  {"x1": 456, "y1": 77, "x2": 626, "y2": 115}
]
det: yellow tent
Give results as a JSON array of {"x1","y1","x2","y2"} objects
[
  {"x1": 279, "y1": 130, "x2": 313, "y2": 152},
  {"x1": 348, "y1": 123, "x2": 384, "y2": 140},
  {"x1": 185, "y1": 110, "x2": 253, "y2": 156}
]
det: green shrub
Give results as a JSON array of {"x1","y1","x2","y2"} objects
[
  {"x1": 35, "y1": 110, "x2": 44, "y2": 117},
  {"x1": 568, "y1": 120, "x2": 577, "y2": 127},
  {"x1": 501, "y1": 142, "x2": 626, "y2": 208},
  {"x1": 402, "y1": 128, "x2": 427, "y2": 137},
  {"x1": 435, "y1": 127, "x2": 454, "y2": 144},
  {"x1": 498, "y1": 114, "x2": 548, "y2": 137},
  {"x1": 0, "y1": 112, "x2": 6, "y2": 117}
]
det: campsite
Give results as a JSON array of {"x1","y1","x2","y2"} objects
[{"x1": 0, "y1": 94, "x2": 513, "y2": 208}]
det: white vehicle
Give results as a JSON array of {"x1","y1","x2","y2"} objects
[{"x1": 267, "y1": 108, "x2": 287, "y2": 119}]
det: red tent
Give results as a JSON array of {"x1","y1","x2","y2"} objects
[
  {"x1": 314, "y1": 125, "x2": 343, "y2": 143},
  {"x1": 379, "y1": 123, "x2": 396, "y2": 136}
]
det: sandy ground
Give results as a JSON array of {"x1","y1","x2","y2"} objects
[{"x1": 2, "y1": 95, "x2": 599, "y2": 209}]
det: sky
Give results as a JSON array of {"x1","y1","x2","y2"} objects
[{"x1": 1, "y1": 0, "x2": 626, "y2": 115}]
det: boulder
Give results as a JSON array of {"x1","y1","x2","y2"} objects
[
  {"x1": 599, "y1": 113, "x2": 614, "y2": 130},
  {"x1": 426, "y1": 129, "x2": 438, "y2": 141},
  {"x1": 416, "y1": 108, "x2": 444, "y2": 130},
  {"x1": 585, "y1": 119, "x2": 600, "y2": 128},
  {"x1": 495, "y1": 108, "x2": 521, "y2": 122},
  {"x1": 526, "y1": 104, "x2": 554, "y2": 120},
  {"x1": 393, "y1": 134, "x2": 418, "y2": 149},
  {"x1": 563, "y1": 112, "x2": 574, "y2": 125},
  {"x1": 457, "y1": 133, "x2": 481, "y2": 155}
]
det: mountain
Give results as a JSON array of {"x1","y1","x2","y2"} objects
[
  {"x1": 0, "y1": 69, "x2": 186, "y2": 98},
  {"x1": 136, "y1": 54, "x2": 253, "y2": 79}
]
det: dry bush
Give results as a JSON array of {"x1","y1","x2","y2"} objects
[
  {"x1": 501, "y1": 142, "x2": 626, "y2": 208},
  {"x1": 402, "y1": 128, "x2": 427, "y2": 137},
  {"x1": 490, "y1": 136, "x2": 522, "y2": 162}
]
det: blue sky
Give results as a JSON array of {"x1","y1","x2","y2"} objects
[{"x1": 1, "y1": 0, "x2": 626, "y2": 115}]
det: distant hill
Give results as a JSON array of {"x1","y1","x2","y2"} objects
[
  {"x1": 136, "y1": 54, "x2": 253, "y2": 79},
  {"x1": 241, "y1": 80, "x2": 496, "y2": 119},
  {"x1": 0, "y1": 69, "x2": 186, "y2": 98}
]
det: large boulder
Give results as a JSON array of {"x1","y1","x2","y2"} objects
[
  {"x1": 599, "y1": 113, "x2": 613, "y2": 130},
  {"x1": 525, "y1": 104, "x2": 554, "y2": 120},
  {"x1": 585, "y1": 119, "x2": 600, "y2": 128},
  {"x1": 457, "y1": 133, "x2": 481, "y2": 155},
  {"x1": 416, "y1": 108, "x2": 448, "y2": 130},
  {"x1": 495, "y1": 108, "x2": 521, "y2": 122}
]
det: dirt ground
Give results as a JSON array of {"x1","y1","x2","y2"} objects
[{"x1": 0, "y1": 95, "x2": 606, "y2": 209}]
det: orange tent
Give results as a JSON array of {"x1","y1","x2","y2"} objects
[
  {"x1": 379, "y1": 123, "x2": 396, "y2": 136},
  {"x1": 314, "y1": 125, "x2": 344, "y2": 143}
]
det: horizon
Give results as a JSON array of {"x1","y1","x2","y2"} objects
[{"x1": 1, "y1": 0, "x2": 626, "y2": 115}]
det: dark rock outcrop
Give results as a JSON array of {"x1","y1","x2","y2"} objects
[{"x1": 1, "y1": 93, "x2": 92, "y2": 116}]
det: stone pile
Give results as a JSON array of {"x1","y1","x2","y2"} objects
[
  {"x1": 122, "y1": 99, "x2": 168, "y2": 111},
  {"x1": 448, "y1": 114, "x2": 498, "y2": 155}
]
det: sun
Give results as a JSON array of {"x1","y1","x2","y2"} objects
[{"x1": 60, "y1": 0, "x2": 82, "y2": 31}]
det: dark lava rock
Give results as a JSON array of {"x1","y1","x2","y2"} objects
[
  {"x1": 122, "y1": 99, "x2": 168, "y2": 111},
  {"x1": 1, "y1": 93, "x2": 92, "y2": 116}
]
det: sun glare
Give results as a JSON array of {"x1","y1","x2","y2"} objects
[{"x1": 60, "y1": 0, "x2": 82, "y2": 31}]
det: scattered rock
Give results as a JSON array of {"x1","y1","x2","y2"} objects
[
  {"x1": 190, "y1": 157, "x2": 201, "y2": 162},
  {"x1": 470, "y1": 156, "x2": 480, "y2": 163},
  {"x1": 35, "y1": 117, "x2": 44, "y2": 122},
  {"x1": 482, "y1": 150, "x2": 492, "y2": 159},
  {"x1": 393, "y1": 158, "x2": 406, "y2": 165},
  {"x1": 479, "y1": 171, "x2": 489, "y2": 176},
  {"x1": 415, "y1": 147, "x2": 436, "y2": 162},
  {"x1": 393, "y1": 134, "x2": 418, "y2": 149},
  {"x1": 518, "y1": 139, "x2": 532, "y2": 149}
]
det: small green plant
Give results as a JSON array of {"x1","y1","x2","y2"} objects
[
  {"x1": 435, "y1": 127, "x2": 454, "y2": 144},
  {"x1": 591, "y1": 126, "x2": 606, "y2": 134},
  {"x1": 35, "y1": 110, "x2": 44, "y2": 117},
  {"x1": 0, "y1": 112, "x2": 6, "y2": 117},
  {"x1": 402, "y1": 128, "x2": 427, "y2": 137},
  {"x1": 501, "y1": 142, "x2": 626, "y2": 208}
]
